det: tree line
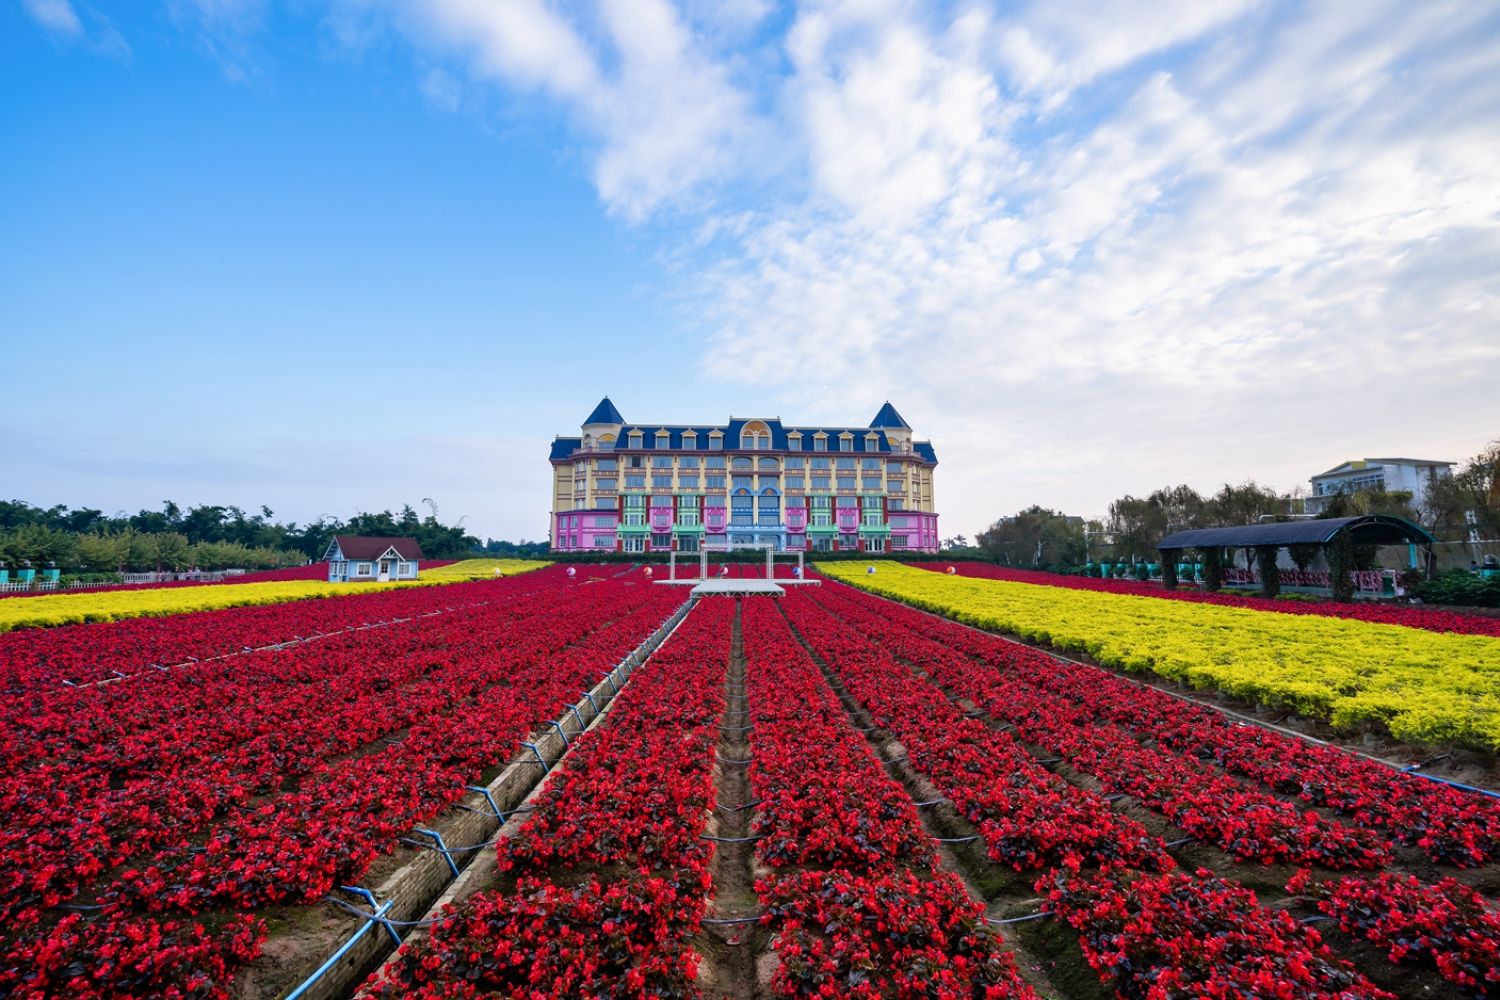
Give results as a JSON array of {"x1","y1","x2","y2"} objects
[
  {"x1": 952, "y1": 439, "x2": 1500, "y2": 573},
  {"x1": 0, "y1": 500, "x2": 481, "y2": 573}
]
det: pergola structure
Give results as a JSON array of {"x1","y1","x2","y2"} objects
[
  {"x1": 1156, "y1": 515, "x2": 1438, "y2": 594},
  {"x1": 656, "y1": 542, "x2": 819, "y2": 596}
]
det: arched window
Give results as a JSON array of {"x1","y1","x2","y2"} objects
[{"x1": 740, "y1": 420, "x2": 771, "y2": 450}]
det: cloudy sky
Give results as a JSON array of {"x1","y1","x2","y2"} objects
[{"x1": 4, "y1": 0, "x2": 1498, "y2": 541}]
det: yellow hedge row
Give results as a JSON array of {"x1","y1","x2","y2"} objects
[
  {"x1": 818, "y1": 562, "x2": 1500, "y2": 751},
  {"x1": 0, "y1": 559, "x2": 549, "y2": 633}
]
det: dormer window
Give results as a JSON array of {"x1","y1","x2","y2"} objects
[
  {"x1": 682, "y1": 431, "x2": 697, "y2": 449},
  {"x1": 839, "y1": 433, "x2": 854, "y2": 452},
  {"x1": 628, "y1": 431, "x2": 644, "y2": 449},
  {"x1": 655, "y1": 430, "x2": 670, "y2": 449}
]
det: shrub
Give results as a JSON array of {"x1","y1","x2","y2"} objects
[{"x1": 1414, "y1": 570, "x2": 1500, "y2": 609}]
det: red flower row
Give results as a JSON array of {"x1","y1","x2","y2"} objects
[
  {"x1": 1044, "y1": 864, "x2": 1394, "y2": 999},
  {"x1": 0, "y1": 563, "x2": 555, "y2": 691},
  {"x1": 924, "y1": 562, "x2": 1500, "y2": 637},
  {"x1": 1289, "y1": 869, "x2": 1500, "y2": 998},
  {"x1": 367, "y1": 596, "x2": 736, "y2": 997},
  {"x1": 739, "y1": 597, "x2": 1039, "y2": 999}
]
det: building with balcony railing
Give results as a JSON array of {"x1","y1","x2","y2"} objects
[{"x1": 549, "y1": 397, "x2": 939, "y2": 553}]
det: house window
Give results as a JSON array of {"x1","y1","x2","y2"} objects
[
  {"x1": 652, "y1": 475, "x2": 673, "y2": 488},
  {"x1": 356, "y1": 563, "x2": 371, "y2": 576},
  {"x1": 732, "y1": 457, "x2": 753, "y2": 470},
  {"x1": 862, "y1": 458, "x2": 881, "y2": 471},
  {"x1": 837, "y1": 477, "x2": 856, "y2": 490},
  {"x1": 785, "y1": 475, "x2": 804, "y2": 489},
  {"x1": 811, "y1": 457, "x2": 831, "y2": 470},
  {"x1": 811, "y1": 476, "x2": 831, "y2": 490},
  {"x1": 887, "y1": 462, "x2": 902, "y2": 474},
  {"x1": 862, "y1": 477, "x2": 882, "y2": 490},
  {"x1": 785, "y1": 457, "x2": 804, "y2": 470},
  {"x1": 591, "y1": 516, "x2": 615, "y2": 528},
  {"x1": 597, "y1": 458, "x2": 618, "y2": 472},
  {"x1": 653, "y1": 456, "x2": 672, "y2": 468},
  {"x1": 682, "y1": 433, "x2": 697, "y2": 449},
  {"x1": 708, "y1": 436, "x2": 723, "y2": 450},
  {"x1": 626, "y1": 475, "x2": 646, "y2": 489},
  {"x1": 758, "y1": 457, "x2": 779, "y2": 471},
  {"x1": 623, "y1": 536, "x2": 645, "y2": 553},
  {"x1": 651, "y1": 533, "x2": 672, "y2": 549},
  {"x1": 813, "y1": 536, "x2": 834, "y2": 552},
  {"x1": 891, "y1": 535, "x2": 909, "y2": 549},
  {"x1": 865, "y1": 537, "x2": 886, "y2": 553},
  {"x1": 813, "y1": 437, "x2": 828, "y2": 451},
  {"x1": 680, "y1": 474, "x2": 700, "y2": 489},
  {"x1": 706, "y1": 455, "x2": 727, "y2": 469},
  {"x1": 680, "y1": 456, "x2": 699, "y2": 469},
  {"x1": 595, "y1": 478, "x2": 616, "y2": 491},
  {"x1": 839, "y1": 437, "x2": 853, "y2": 451},
  {"x1": 629, "y1": 432, "x2": 643, "y2": 447},
  {"x1": 732, "y1": 476, "x2": 752, "y2": 491},
  {"x1": 593, "y1": 535, "x2": 615, "y2": 548},
  {"x1": 707, "y1": 475, "x2": 726, "y2": 489},
  {"x1": 677, "y1": 535, "x2": 700, "y2": 553},
  {"x1": 836, "y1": 457, "x2": 856, "y2": 470}
]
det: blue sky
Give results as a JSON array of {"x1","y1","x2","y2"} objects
[{"x1": 3, "y1": 0, "x2": 1498, "y2": 541}]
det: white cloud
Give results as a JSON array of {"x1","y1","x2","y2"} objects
[
  {"x1": 372, "y1": 0, "x2": 757, "y2": 218},
  {"x1": 22, "y1": 0, "x2": 130, "y2": 57},
  {"x1": 22, "y1": 0, "x2": 82, "y2": 36},
  {"x1": 686, "y1": 1, "x2": 1500, "y2": 532}
]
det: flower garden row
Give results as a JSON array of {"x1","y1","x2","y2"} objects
[
  {"x1": 926, "y1": 561, "x2": 1500, "y2": 637},
  {"x1": 824, "y1": 562, "x2": 1500, "y2": 750},
  {"x1": 1, "y1": 570, "x2": 680, "y2": 998},
  {"x1": 0, "y1": 558, "x2": 543, "y2": 633},
  {"x1": 0, "y1": 563, "x2": 574, "y2": 692},
  {"x1": 789, "y1": 580, "x2": 1500, "y2": 997}
]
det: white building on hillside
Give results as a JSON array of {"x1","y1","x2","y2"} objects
[{"x1": 1306, "y1": 458, "x2": 1452, "y2": 516}]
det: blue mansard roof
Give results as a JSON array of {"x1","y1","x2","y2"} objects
[{"x1": 550, "y1": 408, "x2": 938, "y2": 464}]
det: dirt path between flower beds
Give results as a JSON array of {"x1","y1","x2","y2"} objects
[{"x1": 696, "y1": 599, "x2": 767, "y2": 999}]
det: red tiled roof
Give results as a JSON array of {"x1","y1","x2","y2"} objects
[{"x1": 333, "y1": 536, "x2": 424, "y2": 561}]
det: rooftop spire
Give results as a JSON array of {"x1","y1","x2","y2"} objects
[
  {"x1": 869, "y1": 401, "x2": 910, "y2": 429},
  {"x1": 583, "y1": 396, "x2": 624, "y2": 425}
]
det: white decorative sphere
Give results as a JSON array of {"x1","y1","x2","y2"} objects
[
  {"x1": 566, "y1": 567, "x2": 576, "y2": 578},
  {"x1": 867, "y1": 565, "x2": 876, "y2": 575},
  {"x1": 946, "y1": 566, "x2": 956, "y2": 574},
  {"x1": 643, "y1": 567, "x2": 653, "y2": 577}
]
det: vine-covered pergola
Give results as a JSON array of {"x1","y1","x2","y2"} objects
[{"x1": 1156, "y1": 515, "x2": 1437, "y2": 597}]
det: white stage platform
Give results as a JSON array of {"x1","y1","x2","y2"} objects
[{"x1": 654, "y1": 577, "x2": 820, "y2": 595}]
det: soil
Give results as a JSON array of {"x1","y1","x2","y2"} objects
[{"x1": 695, "y1": 600, "x2": 769, "y2": 999}]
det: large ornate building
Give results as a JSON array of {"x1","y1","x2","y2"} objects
[{"x1": 549, "y1": 398, "x2": 939, "y2": 554}]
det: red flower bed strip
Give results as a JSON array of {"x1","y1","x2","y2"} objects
[
  {"x1": 1290, "y1": 869, "x2": 1500, "y2": 998},
  {"x1": 739, "y1": 597, "x2": 1039, "y2": 999},
  {"x1": 1045, "y1": 865, "x2": 1394, "y2": 999}
]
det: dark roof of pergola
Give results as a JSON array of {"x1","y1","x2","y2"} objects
[{"x1": 1157, "y1": 515, "x2": 1435, "y2": 551}]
